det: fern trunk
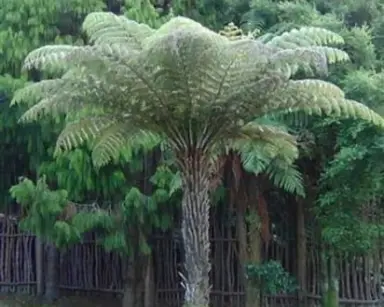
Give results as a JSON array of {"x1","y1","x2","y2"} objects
[{"x1": 180, "y1": 154, "x2": 211, "y2": 307}]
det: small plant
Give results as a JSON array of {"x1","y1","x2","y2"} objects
[{"x1": 245, "y1": 260, "x2": 298, "y2": 295}]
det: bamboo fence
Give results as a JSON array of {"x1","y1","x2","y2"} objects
[{"x1": 0, "y1": 206, "x2": 382, "y2": 307}]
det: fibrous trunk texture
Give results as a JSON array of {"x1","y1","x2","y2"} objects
[
  {"x1": 245, "y1": 209, "x2": 262, "y2": 307},
  {"x1": 244, "y1": 186, "x2": 264, "y2": 307},
  {"x1": 179, "y1": 153, "x2": 211, "y2": 307}
]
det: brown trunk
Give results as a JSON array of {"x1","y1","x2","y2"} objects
[
  {"x1": 144, "y1": 253, "x2": 155, "y2": 307},
  {"x1": 245, "y1": 208, "x2": 262, "y2": 307},
  {"x1": 236, "y1": 206, "x2": 247, "y2": 273},
  {"x1": 179, "y1": 154, "x2": 211, "y2": 307},
  {"x1": 245, "y1": 180, "x2": 264, "y2": 307},
  {"x1": 296, "y1": 197, "x2": 307, "y2": 307}
]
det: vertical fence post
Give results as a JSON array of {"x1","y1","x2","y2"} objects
[{"x1": 35, "y1": 237, "x2": 44, "y2": 296}]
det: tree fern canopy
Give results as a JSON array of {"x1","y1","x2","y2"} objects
[{"x1": 13, "y1": 12, "x2": 384, "y2": 166}]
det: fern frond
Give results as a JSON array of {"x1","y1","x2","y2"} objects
[
  {"x1": 92, "y1": 129, "x2": 163, "y2": 167},
  {"x1": 234, "y1": 121, "x2": 297, "y2": 147},
  {"x1": 265, "y1": 27, "x2": 345, "y2": 48},
  {"x1": 24, "y1": 44, "x2": 138, "y2": 73},
  {"x1": 82, "y1": 12, "x2": 154, "y2": 47},
  {"x1": 55, "y1": 116, "x2": 163, "y2": 167},
  {"x1": 265, "y1": 162, "x2": 304, "y2": 196},
  {"x1": 23, "y1": 45, "x2": 83, "y2": 71},
  {"x1": 17, "y1": 75, "x2": 103, "y2": 123},
  {"x1": 229, "y1": 122, "x2": 299, "y2": 164},
  {"x1": 235, "y1": 135, "x2": 304, "y2": 195},
  {"x1": 266, "y1": 79, "x2": 384, "y2": 127},
  {"x1": 55, "y1": 117, "x2": 115, "y2": 154},
  {"x1": 271, "y1": 46, "x2": 349, "y2": 77},
  {"x1": 11, "y1": 79, "x2": 63, "y2": 105}
]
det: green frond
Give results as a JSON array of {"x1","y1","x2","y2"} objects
[
  {"x1": 235, "y1": 122, "x2": 297, "y2": 147},
  {"x1": 11, "y1": 79, "x2": 63, "y2": 106},
  {"x1": 271, "y1": 46, "x2": 349, "y2": 77},
  {"x1": 265, "y1": 162, "x2": 304, "y2": 196},
  {"x1": 55, "y1": 116, "x2": 163, "y2": 167},
  {"x1": 23, "y1": 44, "x2": 135, "y2": 73},
  {"x1": 17, "y1": 75, "x2": 102, "y2": 123},
  {"x1": 265, "y1": 27, "x2": 345, "y2": 48},
  {"x1": 229, "y1": 122, "x2": 299, "y2": 164},
  {"x1": 92, "y1": 129, "x2": 163, "y2": 167},
  {"x1": 91, "y1": 125, "x2": 134, "y2": 167},
  {"x1": 82, "y1": 12, "x2": 154, "y2": 47},
  {"x1": 55, "y1": 117, "x2": 115, "y2": 154},
  {"x1": 234, "y1": 132, "x2": 303, "y2": 195},
  {"x1": 266, "y1": 79, "x2": 384, "y2": 127},
  {"x1": 23, "y1": 45, "x2": 83, "y2": 70}
]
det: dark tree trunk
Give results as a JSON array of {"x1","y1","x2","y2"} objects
[
  {"x1": 44, "y1": 242, "x2": 59, "y2": 303},
  {"x1": 144, "y1": 253, "x2": 155, "y2": 307},
  {"x1": 296, "y1": 197, "x2": 307, "y2": 307},
  {"x1": 35, "y1": 238, "x2": 44, "y2": 298},
  {"x1": 179, "y1": 154, "x2": 211, "y2": 307},
  {"x1": 122, "y1": 256, "x2": 137, "y2": 307}
]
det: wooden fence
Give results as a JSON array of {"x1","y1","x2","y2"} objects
[{"x1": 0, "y1": 207, "x2": 383, "y2": 307}]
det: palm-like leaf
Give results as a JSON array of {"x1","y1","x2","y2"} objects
[{"x1": 55, "y1": 118, "x2": 163, "y2": 167}]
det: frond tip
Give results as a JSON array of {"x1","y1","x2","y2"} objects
[
  {"x1": 55, "y1": 116, "x2": 164, "y2": 168},
  {"x1": 266, "y1": 27, "x2": 345, "y2": 48},
  {"x1": 11, "y1": 79, "x2": 63, "y2": 106},
  {"x1": 82, "y1": 12, "x2": 154, "y2": 47},
  {"x1": 23, "y1": 45, "x2": 83, "y2": 71},
  {"x1": 267, "y1": 79, "x2": 384, "y2": 128}
]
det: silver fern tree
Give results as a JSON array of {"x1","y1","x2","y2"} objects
[{"x1": 12, "y1": 13, "x2": 384, "y2": 307}]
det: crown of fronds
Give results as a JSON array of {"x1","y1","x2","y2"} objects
[{"x1": 11, "y1": 13, "x2": 384, "y2": 167}]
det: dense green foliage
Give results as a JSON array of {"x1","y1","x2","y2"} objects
[{"x1": 246, "y1": 260, "x2": 298, "y2": 295}]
